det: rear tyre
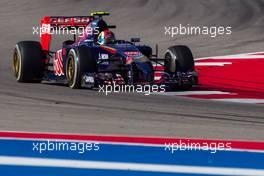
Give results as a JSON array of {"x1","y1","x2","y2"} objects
[
  {"x1": 13, "y1": 41, "x2": 45, "y2": 82},
  {"x1": 66, "y1": 46, "x2": 97, "y2": 89},
  {"x1": 164, "y1": 45, "x2": 195, "y2": 73}
]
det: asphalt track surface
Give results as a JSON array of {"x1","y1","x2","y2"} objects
[{"x1": 0, "y1": 0, "x2": 264, "y2": 140}]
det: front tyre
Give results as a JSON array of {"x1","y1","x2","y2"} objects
[
  {"x1": 13, "y1": 41, "x2": 45, "y2": 82},
  {"x1": 66, "y1": 47, "x2": 97, "y2": 89},
  {"x1": 164, "y1": 45, "x2": 195, "y2": 73},
  {"x1": 164, "y1": 45, "x2": 197, "y2": 90}
]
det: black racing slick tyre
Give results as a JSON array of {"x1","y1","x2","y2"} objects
[
  {"x1": 66, "y1": 46, "x2": 97, "y2": 89},
  {"x1": 164, "y1": 45, "x2": 195, "y2": 73},
  {"x1": 13, "y1": 41, "x2": 45, "y2": 82}
]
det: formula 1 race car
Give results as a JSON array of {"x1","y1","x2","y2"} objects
[{"x1": 12, "y1": 12, "x2": 198, "y2": 90}]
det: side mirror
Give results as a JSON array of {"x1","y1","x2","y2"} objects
[
  {"x1": 131, "y1": 38, "x2": 140, "y2": 43},
  {"x1": 107, "y1": 25, "x2": 116, "y2": 29}
]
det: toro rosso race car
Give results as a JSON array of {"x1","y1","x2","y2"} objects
[{"x1": 13, "y1": 12, "x2": 198, "y2": 90}]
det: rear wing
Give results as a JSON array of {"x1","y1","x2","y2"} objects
[
  {"x1": 40, "y1": 16, "x2": 93, "y2": 51},
  {"x1": 40, "y1": 12, "x2": 110, "y2": 51}
]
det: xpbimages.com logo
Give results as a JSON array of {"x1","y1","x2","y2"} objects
[{"x1": 32, "y1": 140, "x2": 100, "y2": 154}]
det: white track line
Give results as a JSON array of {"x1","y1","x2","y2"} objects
[
  {"x1": 195, "y1": 62, "x2": 232, "y2": 66},
  {"x1": 0, "y1": 156, "x2": 264, "y2": 175},
  {"x1": 212, "y1": 99, "x2": 264, "y2": 104},
  {"x1": 196, "y1": 51, "x2": 264, "y2": 61},
  {"x1": 154, "y1": 91, "x2": 232, "y2": 96}
]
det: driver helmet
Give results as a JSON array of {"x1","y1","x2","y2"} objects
[{"x1": 97, "y1": 30, "x2": 115, "y2": 45}]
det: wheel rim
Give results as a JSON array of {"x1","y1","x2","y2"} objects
[
  {"x1": 67, "y1": 56, "x2": 75, "y2": 86},
  {"x1": 13, "y1": 49, "x2": 20, "y2": 79}
]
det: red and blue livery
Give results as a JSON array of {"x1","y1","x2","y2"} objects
[{"x1": 12, "y1": 12, "x2": 198, "y2": 90}]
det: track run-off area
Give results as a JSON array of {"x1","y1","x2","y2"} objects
[{"x1": 157, "y1": 52, "x2": 264, "y2": 104}]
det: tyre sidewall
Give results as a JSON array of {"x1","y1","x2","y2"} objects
[
  {"x1": 165, "y1": 45, "x2": 194, "y2": 72},
  {"x1": 66, "y1": 47, "x2": 96, "y2": 89},
  {"x1": 67, "y1": 49, "x2": 79, "y2": 88}
]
